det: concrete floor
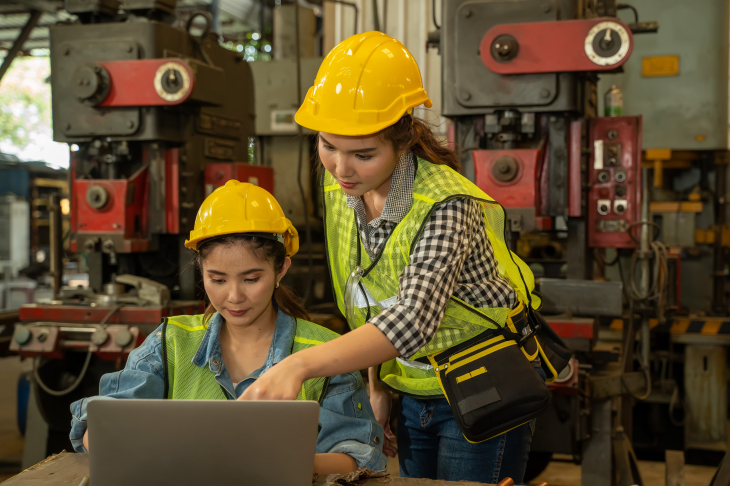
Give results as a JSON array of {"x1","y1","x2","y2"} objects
[{"x1": 0, "y1": 356, "x2": 720, "y2": 485}]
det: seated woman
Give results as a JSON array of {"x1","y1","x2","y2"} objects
[{"x1": 70, "y1": 180, "x2": 388, "y2": 475}]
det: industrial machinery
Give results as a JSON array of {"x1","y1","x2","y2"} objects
[
  {"x1": 439, "y1": 1, "x2": 659, "y2": 484},
  {"x1": 9, "y1": 0, "x2": 263, "y2": 464}
]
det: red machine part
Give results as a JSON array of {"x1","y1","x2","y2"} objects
[
  {"x1": 10, "y1": 325, "x2": 143, "y2": 361},
  {"x1": 473, "y1": 149, "x2": 540, "y2": 208},
  {"x1": 480, "y1": 19, "x2": 633, "y2": 75},
  {"x1": 19, "y1": 301, "x2": 204, "y2": 324},
  {"x1": 588, "y1": 116, "x2": 642, "y2": 248},
  {"x1": 165, "y1": 148, "x2": 180, "y2": 234},
  {"x1": 71, "y1": 166, "x2": 150, "y2": 252},
  {"x1": 205, "y1": 163, "x2": 275, "y2": 196},
  {"x1": 568, "y1": 120, "x2": 583, "y2": 217},
  {"x1": 99, "y1": 59, "x2": 195, "y2": 107}
]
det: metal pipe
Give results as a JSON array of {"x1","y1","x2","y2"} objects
[
  {"x1": 49, "y1": 194, "x2": 63, "y2": 299},
  {"x1": 639, "y1": 167, "x2": 650, "y2": 365}
]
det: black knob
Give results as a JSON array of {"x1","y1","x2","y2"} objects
[{"x1": 491, "y1": 35, "x2": 519, "y2": 63}]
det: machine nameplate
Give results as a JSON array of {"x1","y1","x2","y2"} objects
[{"x1": 642, "y1": 55, "x2": 680, "y2": 77}]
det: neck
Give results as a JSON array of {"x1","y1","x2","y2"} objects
[
  {"x1": 362, "y1": 173, "x2": 392, "y2": 222},
  {"x1": 221, "y1": 302, "x2": 278, "y2": 347}
]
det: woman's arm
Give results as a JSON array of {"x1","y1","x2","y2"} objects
[
  {"x1": 71, "y1": 324, "x2": 166, "y2": 452},
  {"x1": 240, "y1": 324, "x2": 398, "y2": 400},
  {"x1": 241, "y1": 198, "x2": 480, "y2": 401}
]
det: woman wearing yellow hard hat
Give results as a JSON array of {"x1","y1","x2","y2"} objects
[
  {"x1": 240, "y1": 32, "x2": 547, "y2": 483},
  {"x1": 69, "y1": 180, "x2": 388, "y2": 475}
]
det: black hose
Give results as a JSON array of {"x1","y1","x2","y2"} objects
[{"x1": 617, "y1": 3, "x2": 639, "y2": 23}]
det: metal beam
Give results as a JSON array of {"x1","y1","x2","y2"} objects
[{"x1": 0, "y1": 9, "x2": 42, "y2": 84}]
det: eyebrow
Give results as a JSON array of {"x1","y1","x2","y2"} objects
[
  {"x1": 206, "y1": 268, "x2": 264, "y2": 276},
  {"x1": 319, "y1": 134, "x2": 378, "y2": 153}
]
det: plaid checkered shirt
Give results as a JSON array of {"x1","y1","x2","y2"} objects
[{"x1": 345, "y1": 152, "x2": 516, "y2": 358}]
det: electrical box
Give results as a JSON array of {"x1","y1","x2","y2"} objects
[{"x1": 588, "y1": 116, "x2": 642, "y2": 248}]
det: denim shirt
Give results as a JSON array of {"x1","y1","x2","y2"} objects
[{"x1": 70, "y1": 311, "x2": 388, "y2": 471}]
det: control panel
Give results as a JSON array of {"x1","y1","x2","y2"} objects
[{"x1": 588, "y1": 116, "x2": 642, "y2": 248}]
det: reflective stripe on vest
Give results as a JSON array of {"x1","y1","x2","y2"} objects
[
  {"x1": 163, "y1": 314, "x2": 338, "y2": 401},
  {"x1": 322, "y1": 158, "x2": 539, "y2": 397}
]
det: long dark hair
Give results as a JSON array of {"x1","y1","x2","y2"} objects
[
  {"x1": 195, "y1": 235, "x2": 310, "y2": 324},
  {"x1": 378, "y1": 114, "x2": 460, "y2": 170}
]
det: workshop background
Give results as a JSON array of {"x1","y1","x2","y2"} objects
[{"x1": 0, "y1": 0, "x2": 729, "y2": 485}]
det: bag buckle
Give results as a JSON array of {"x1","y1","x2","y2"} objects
[{"x1": 519, "y1": 310, "x2": 541, "y2": 345}]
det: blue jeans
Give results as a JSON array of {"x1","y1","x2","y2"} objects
[{"x1": 397, "y1": 363, "x2": 546, "y2": 484}]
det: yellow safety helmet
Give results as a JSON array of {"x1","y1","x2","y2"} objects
[
  {"x1": 185, "y1": 180, "x2": 299, "y2": 256},
  {"x1": 295, "y1": 31, "x2": 432, "y2": 136}
]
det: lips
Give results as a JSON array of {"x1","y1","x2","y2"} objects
[
  {"x1": 227, "y1": 309, "x2": 248, "y2": 317},
  {"x1": 339, "y1": 180, "x2": 358, "y2": 189}
]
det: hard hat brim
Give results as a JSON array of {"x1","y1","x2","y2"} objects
[{"x1": 295, "y1": 96, "x2": 433, "y2": 137}]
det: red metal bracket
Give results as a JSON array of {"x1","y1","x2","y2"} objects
[
  {"x1": 481, "y1": 19, "x2": 633, "y2": 75},
  {"x1": 473, "y1": 149, "x2": 540, "y2": 208},
  {"x1": 99, "y1": 59, "x2": 195, "y2": 107}
]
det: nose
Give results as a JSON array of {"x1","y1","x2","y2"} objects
[
  {"x1": 227, "y1": 284, "x2": 246, "y2": 304},
  {"x1": 334, "y1": 153, "x2": 355, "y2": 180}
]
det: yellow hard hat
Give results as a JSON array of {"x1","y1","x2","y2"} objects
[
  {"x1": 185, "y1": 180, "x2": 299, "y2": 256},
  {"x1": 295, "y1": 31, "x2": 432, "y2": 136}
]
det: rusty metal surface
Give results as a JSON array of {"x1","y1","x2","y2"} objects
[
  {"x1": 591, "y1": 371, "x2": 647, "y2": 400},
  {"x1": 2, "y1": 453, "x2": 495, "y2": 486}
]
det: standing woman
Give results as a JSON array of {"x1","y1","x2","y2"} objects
[{"x1": 241, "y1": 32, "x2": 545, "y2": 483}]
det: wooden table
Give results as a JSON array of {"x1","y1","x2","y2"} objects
[{"x1": 1, "y1": 452, "x2": 495, "y2": 486}]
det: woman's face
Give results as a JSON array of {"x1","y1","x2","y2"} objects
[
  {"x1": 318, "y1": 132, "x2": 399, "y2": 197},
  {"x1": 202, "y1": 243, "x2": 290, "y2": 328}
]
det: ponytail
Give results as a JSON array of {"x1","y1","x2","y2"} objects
[{"x1": 379, "y1": 114, "x2": 460, "y2": 171}]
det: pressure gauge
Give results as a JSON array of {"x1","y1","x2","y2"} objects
[
  {"x1": 154, "y1": 62, "x2": 191, "y2": 102},
  {"x1": 584, "y1": 21, "x2": 630, "y2": 66}
]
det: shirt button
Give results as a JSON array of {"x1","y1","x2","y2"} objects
[
  {"x1": 212, "y1": 360, "x2": 220, "y2": 366},
  {"x1": 156, "y1": 331, "x2": 162, "y2": 338},
  {"x1": 374, "y1": 437, "x2": 380, "y2": 444}
]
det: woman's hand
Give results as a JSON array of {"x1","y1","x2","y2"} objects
[
  {"x1": 368, "y1": 367, "x2": 397, "y2": 457},
  {"x1": 83, "y1": 430, "x2": 90, "y2": 452},
  {"x1": 239, "y1": 355, "x2": 307, "y2": 401},
  {"x1": 313, "y1": 453, "x2": 358, "y2": 475}
]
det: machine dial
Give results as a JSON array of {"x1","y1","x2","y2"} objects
[
  {"x1": 154, "y1": 62, "x2": 191, "y2": 102},
  {"x1": 584, "y1": 21, "x2": 630, "y2": 66}
]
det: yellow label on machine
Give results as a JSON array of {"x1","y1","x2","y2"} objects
[{"x1": 642, "y1": 55, "x2": 680, "y2": 77}]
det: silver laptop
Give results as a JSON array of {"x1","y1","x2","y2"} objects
[{"x1": 87, "y1": 399, "x2": 320, "y2": 486}]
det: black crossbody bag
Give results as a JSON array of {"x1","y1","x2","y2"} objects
[{"x1": 425, "y1": 301, "x2": 571, "y2": 443}]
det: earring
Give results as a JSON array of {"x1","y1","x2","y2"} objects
[{"x1": 276, "y1": 282, "x2": 280, "y2": 289}]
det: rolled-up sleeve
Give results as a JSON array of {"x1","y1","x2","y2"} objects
[
  {"x1": 368, "y1": 198, "x2": 478, "y2": 358},
  {"x1": 316, "y1": 372, "x2": 387, "y2": 471},
  {"x1": 70, "y1": 324, "x2": 166, "y2": 453}
]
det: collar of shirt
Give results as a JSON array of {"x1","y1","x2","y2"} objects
[
  {"x1": 345, "y1": 151, "x2": 415, "y2": 227},
  {"x1": 191, "y1": 309, "x2": 296, "y2": 379}
]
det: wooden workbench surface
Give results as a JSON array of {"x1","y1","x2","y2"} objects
[{"x1": 1, "y1": 452, "x2": 493, "y2": 486}]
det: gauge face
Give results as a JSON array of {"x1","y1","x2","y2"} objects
[
  {"x1": 584, "y1": 21, "x2": 630, "y2": 66},
  {"x1": 154, "y1": 62, "x2": 191, "y2": 102}
]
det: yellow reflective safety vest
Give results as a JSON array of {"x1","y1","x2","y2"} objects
[
  {"x1": 323, "y1": 159, "x2": 540, "y2": 398},
  {"x1": 162, "y1": 314, "x2": 337, "y2": 401}
]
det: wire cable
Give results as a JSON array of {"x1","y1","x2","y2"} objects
[
  {"x1": 33, "y1": 305, "x2": 121, "y2": 397},
  {"x1": 432, "y1": 0, "x2": 440, "y2": 29}
]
